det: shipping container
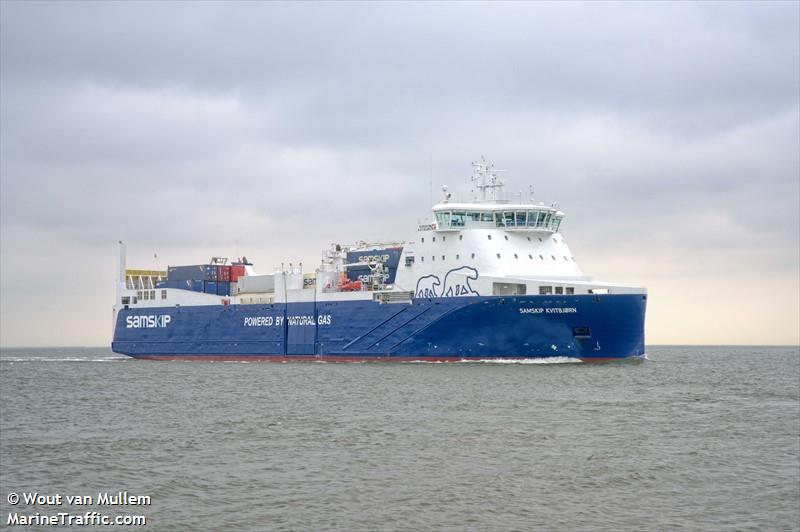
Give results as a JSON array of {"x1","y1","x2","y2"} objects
[
  {"x1": 156, "y1": 279, "x2": 202, "y2": 291},
  {"x1": 238, "y1": 274, "x2": 275, "y2": 294},
  {"x1": 168, "y1": 264, "x2": 218, "y2": 282},
  {"x1": 204, "y1": 281, "x2": 218, "y2": 295},
  {"x1": 217, "y1": 265, "x2": 231, "y2": 281},
  {"x1": 230, "y1": 264, "x2": 246, "y2": 282},
  {"x1": 216, "y1": 281, "x2": 230, "y2": 296}
]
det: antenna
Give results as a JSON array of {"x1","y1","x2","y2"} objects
[{"x1": 470, "y1": 156, "x2": 506, "y2": 202}]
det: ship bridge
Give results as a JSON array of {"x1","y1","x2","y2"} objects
[
  {"x1": 422, "y1": 157, "x2": 564, "y2": 233},
  {"x1": 428, "y1": 203, "x2": 563, "y2": 233}
]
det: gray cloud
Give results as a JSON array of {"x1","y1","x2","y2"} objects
[{"x1": 1, "y1": 1, "x2": 798, "y2": 346}]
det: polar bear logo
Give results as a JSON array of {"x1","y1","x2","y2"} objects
[
  {"x1": 415, "y1": 274, "x2": 441, "y2": 298},
  {"x1": 442, "y1": 266, "x2": 480, "y2": 297}
]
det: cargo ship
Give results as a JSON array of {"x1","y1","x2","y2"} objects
[{"x1": 112, "y1": 159, "x2": 647, "y2": 362}]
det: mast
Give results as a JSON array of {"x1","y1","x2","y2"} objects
[{"x1": 470, "y1": 156, "x2": 505, "y2": 202}]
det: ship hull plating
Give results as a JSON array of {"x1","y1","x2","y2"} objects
[{"x1": 112, "y1": 294, "x2": 646, "y2": 361}]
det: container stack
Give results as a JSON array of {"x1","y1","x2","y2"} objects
[{"x1": 156, "y1": 263, "x2": 231, "y2": 296}]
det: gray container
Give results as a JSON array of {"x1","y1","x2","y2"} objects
[{"x1": 238, "y1": 274, "x2": 275, "y2": 294}]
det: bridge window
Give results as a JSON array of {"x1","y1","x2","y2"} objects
[
  {"x1": 480, "y1": 212, "x2": 493, "y2": 222},
  {"x1": 516, "y1": 211, "x2": 527, "y2": 226},
  {"x1": 435, "y1": 212, "x2": 451, "y2": 227},
  {"x1": 566, "y1": 287, "x2": 574, "y2": 294},
  {"x1": 539, "y1": 286, "x2": 553, "y2": 295},
  {"x1": 161, "y1": 290, "x2": 167, "y2": 300},
  {"x1": 121, "y1": 296, "x2": 131, "y2": 305},
  {"x1": 555, "y1": 286, "x2": 563, "y2": 295},
  {"x1": 452, "y1": 212, "x2": 466, "y2": 226}
]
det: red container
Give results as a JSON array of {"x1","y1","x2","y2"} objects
[
  {"x1": 217, "y1": 265, "x2": 231, "y2": 281},
  {"x1": 231, "y1": 265, "x2": 245, "y2": 282}
]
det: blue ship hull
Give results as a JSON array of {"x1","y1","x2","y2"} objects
[{"x1": 112, "y1": 294, "x2": 646, "y2": 361}]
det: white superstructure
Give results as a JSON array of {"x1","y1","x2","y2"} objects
[{"x1": 392, "y1": 158, "x2": 644, "y2": 298}]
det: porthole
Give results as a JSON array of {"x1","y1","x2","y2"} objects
[
  {"x1": 442, "y1": 236, "x2": 446, "y2": 242},
  {"x1": 538, "y1": 237, "x2": 543, "y2": 242},
  {"x1": 487, "y1": 235, "x2": 492, "y2": 240},
  {"x1": 459, "y1": 235, "x2": 463, "y2": 240},
  {"x1": 496, "y1": 253, "x2": 501, "y2": 259},
  {"x1": 504, "y1": 235, "x2": 509, "y2": 241},
  {"x1": 527, "y1": 237, "x2": 531, "y2": 241},
  {"x1": 564, "y1": 256, "x2": 568, "y2": 261},
  {"x1": 528, "y1": 254, "x2": 533, "y2": 259},
  {"x1": 421, "y1": 256, "x2": 425, "y2": 262},
  {"x1": 551, "y1": 255, "x2": 556, "y2": 261},
  {"x1": 471, "y1": 253, "x2": 476, "y2": 259},
  {"x1": 442, "y1": 255, "x2": 445, "y2": 261},
  {"x1": 456, "y1": 254, "x2": 460, "y2": 260},
  {"x1": 539, "y1": 254, "x2": 544, "y2": 260},
  {"x1": 514, "y1": 254, "x2": 518, "y2": 259},
  {"x1": 421, "y1": 238, "x2": 425, "y2": 243},
  {"x1": 432, "y1": 256, "x2": 435, "y2": 261},
  {"x1": 432, "y1": 237, "x2": 436, "y2": 242}
]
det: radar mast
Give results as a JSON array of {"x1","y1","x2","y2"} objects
[{"x1": 471, "y1": 156, "x2": 505, "y2": 202}]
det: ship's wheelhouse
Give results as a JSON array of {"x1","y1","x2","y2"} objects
[{"x1": 431, "y1": 204, "x2": 564, "y2": 233}]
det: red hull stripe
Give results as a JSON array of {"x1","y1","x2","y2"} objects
[{"x1": 129, "y1": 354, "x2": 630, "y2": 363}]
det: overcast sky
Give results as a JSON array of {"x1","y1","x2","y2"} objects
[{"x1": 1, "y1": 1, "x2": 798, "y2": 347}]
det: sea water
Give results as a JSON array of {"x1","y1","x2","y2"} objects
[{"x1": 1, "y1": 346, "x2": 798, "y2": 531}]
